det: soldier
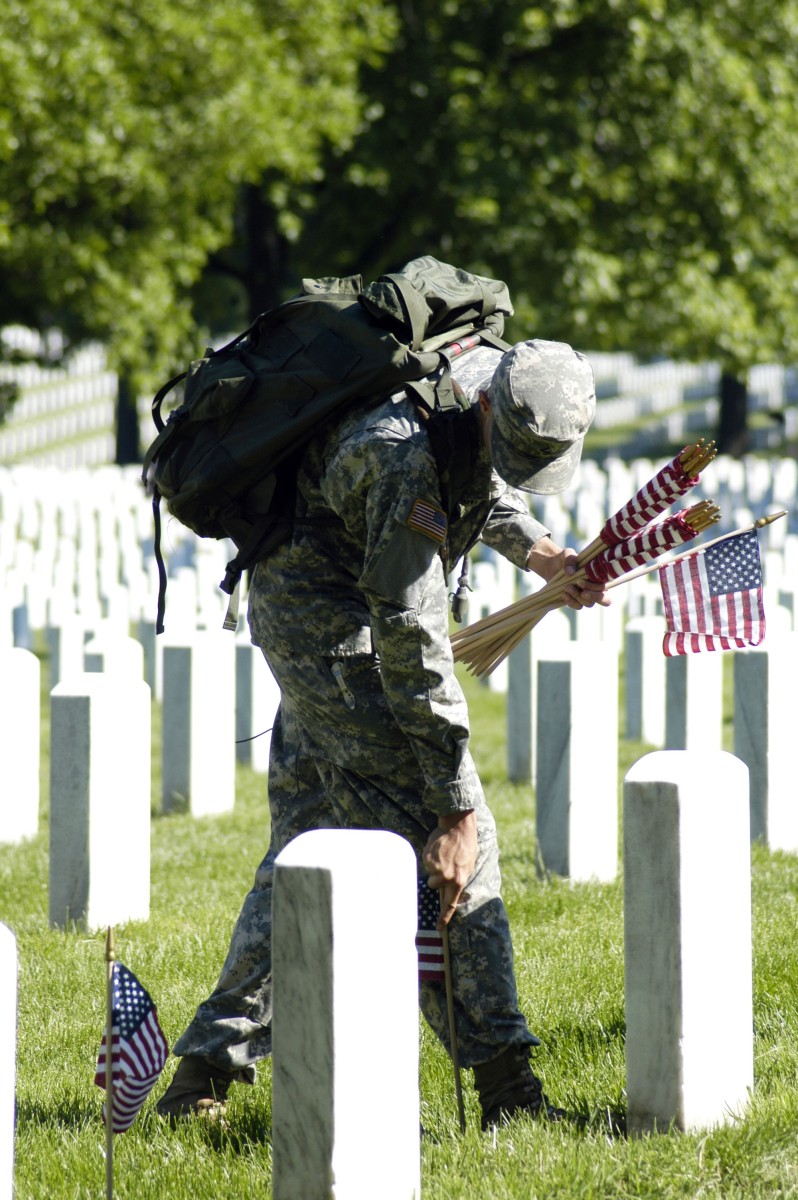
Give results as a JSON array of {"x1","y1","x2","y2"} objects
[{"x1": 157, "y1": 337, "x2": 609, "y2": 1129}]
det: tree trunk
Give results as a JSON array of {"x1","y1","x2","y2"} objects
[
  {"x1": 115, "y1": 372, "x2": 141, "y2": 464},
  {"x1": 716, "y1": 370, "x2": 749, "y2": 457},
  {"x1": 243, "y1": 185, "x2": 290, "y2": 319}
]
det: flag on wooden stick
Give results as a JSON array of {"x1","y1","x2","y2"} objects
[
  {"x1": 95, "y1": 961, "x2": 169, "y2": 1133},
  {"x1": 659, "y1": 527, "x2": 765, "y2": 656},
  {"x1": 416, "y1": 877, "x2": 445, "y2": 984},
  {"x1": 598, "y1": 444, "x2": 707, "y2": 544}
]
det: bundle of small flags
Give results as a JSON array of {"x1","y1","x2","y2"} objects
[{"x1": 451, "y1": 440, "x2": 723, "y2": 676}]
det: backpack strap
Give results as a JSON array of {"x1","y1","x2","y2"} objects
[
  {"x1": 150, "y1": 370, "x2": 187, "y2": 434},
  {"x1": 151, "y1": 486, "x2": 168, "y2": 634},
  {"x1": 381, "y1": 272, "x2": 432, "y2": 351}
]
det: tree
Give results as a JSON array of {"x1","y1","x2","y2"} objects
[
  {"x1": 0, "y1": 0, "x2": 396, "y2": 457},
  {"x1": 283, "y1": 0, "x2": 798, "y2": 454}
]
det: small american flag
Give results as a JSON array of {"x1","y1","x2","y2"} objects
[
  {"x1": 95, "y1": 962, "x2": 169, "y2": 1133},
  {"x1": 659, "y1": 529, "x2": 765, "y2": 656},
  {"x1": 416, "y1": 877, "x2": 445, "y2": 984},
  {"x1": 601, "y1": 452, "x2": 697, "y2": 544},
  {"x1": 586, "y1": 510, "x2": 702, "y2": 583}
]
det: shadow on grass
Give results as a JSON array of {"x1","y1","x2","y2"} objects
[
  {"x1": 17, "y1": 1096, "x2": 273, "y2": 1155},
  {"x1": 541, "y1": 1013, "x2": 628, "y2": 1139},
  {"x1": 16, "y1": 1095, "x2": 100, "y2": 1132}
]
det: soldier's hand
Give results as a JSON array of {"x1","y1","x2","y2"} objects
[
  {"x1": 527, "y1": 536, "x2": 610, "y2": 610},
  {"x1": 423, "y1": 809, "x2": 478, "y2": 929}
]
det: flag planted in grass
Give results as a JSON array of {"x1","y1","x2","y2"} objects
[
  {"x1": 659, "y1": 528, "x2": 765, "y2": 656},
  {"x1": 416, "y1": 877, "x2": 445, "y2": 984},
  {"x1": 95, "y1": 962, "x2": 169, "y2": 1132}
]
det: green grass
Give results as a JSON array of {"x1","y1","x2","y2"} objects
[{"x1": 3, "y1": 659, "x2": 798, "y2": 1197}]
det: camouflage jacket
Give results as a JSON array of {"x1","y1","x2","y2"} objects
[{"x1": 249, "y1": 345, "x2": 550, "y2": 816}]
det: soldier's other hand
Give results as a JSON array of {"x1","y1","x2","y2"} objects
[
  {"x1": 527, "y1": 537, "x2": 610, "y2": 610},
  {"x1": 560, "y1": 550, "x2": 610, "y2": 610},
  {"x1": 423, "y1": 809, "x2": 477, "y2": 929}
]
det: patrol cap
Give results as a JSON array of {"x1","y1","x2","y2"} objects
[{"x1": 486, "y1": 339, "x2": 596, "y2": 494}]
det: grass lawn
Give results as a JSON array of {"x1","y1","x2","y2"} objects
[{"x1": 2, "y1": 657, "x2": 798, "y2": 1198}]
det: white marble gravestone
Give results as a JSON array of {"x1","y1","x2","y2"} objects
[
  {"x1": 507, "y1": 606, "x2": 571, "y2": 784},
  {"x1": 161, "y1": 630, "x2": 235, "y2": 816},
  {"x1": 0, "y1": 648, "x2": 40, "y2": 844},
  {"x1": 49, "y1": 674, "x2": 151, "y2": 929},
  {"x1": 84, "y1": 632, "x2": 144, "y2": 678},
  {"x1": 0, "y1": 923, "x2": 17, "y2": 1200},
  {"x1": 733, "y1": 636, "x2": 798, "y2": 849},
  {"x1": 624, "y1": 616, "x2": 666, "y2": 746},
  {"x1": 235, "y1": 640, "x2": 281, "y2": 773},
  {"x1": 46, "y1": 614, "x2": 86, "y2": 688},
  {"x1": 136, "y1": 619, "x2": 162, "y2": 700},
  {"x1": 272, "y1": 830, "x2": 420, "y2": 1200},
  {"x1": 624, "y1": 750, "x2": 753, "y2": 1133},
  {"x1": 664, "y1": 651, "x2": 724, "y2": 752},
  {"x1": 535, "y1": 642, "x2": 618, "y2": 882}
]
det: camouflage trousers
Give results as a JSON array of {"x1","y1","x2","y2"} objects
[{"x1": 173, "y1": 640, "x2": 538, "y2": 1074}]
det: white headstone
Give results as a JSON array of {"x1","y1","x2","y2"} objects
[
  {"x1": 272, "y1": 830, "x2": 420, "y2": 1200},
  {"x1": 46, "y1": 613, "x2": 86, "y2": 688},
  {"x1": 733, "y1": 636, "x2": 798, "y2": 849},
  {"x1": 84, "y1": 632, "x2": 144, "y2": 678},
  {"x1": 235, "y1": 640, "x2": 281, "y2": 773},
  {"x1": 624, "y1": 750, "x2": 753, "y2": 1133},
  {"x1": 136, "y1": 619, "x2": 162, "y2": 701},
  {"x1": 624, "y1": 616, "x2": 666, "y2": 746},
  {"x1": 0, "y1": 648, "x2": 40, "y2": 844},
  {"x1": 0, "y1": 923, "x2": 17, "y2": 1200},
  {"x1": 49, "y1": 674, "x2": 151, "y2": 929},
  {"x1": 664, "y1": 651, "x2": 724, "y2": 751},
  {"x1": 161, "y1": 631, "x2": 236, "y2": 816},
  {"x1": 469, "y1": 558, "x2": 513, "y2": 694},
  {"x1": 535, "y1": 643, "x2": 618, "y2": 882},
  {"x1": 507, "y1": 605, "x2": 570, "y2": 784}
]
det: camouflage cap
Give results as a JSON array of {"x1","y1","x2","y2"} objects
[{"x1": 485, "y1": 339, "x2": 596, "y2": 494}]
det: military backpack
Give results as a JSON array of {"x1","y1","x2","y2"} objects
[{"x1": 142, "y1": 256, "x2": 512, "y2": 632}]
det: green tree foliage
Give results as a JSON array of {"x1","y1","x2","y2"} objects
[
  {"x1": 0, "y1": 0, "x2": 396, "y2": 384},
  {"x1": 291, "y1": 1, "x2": 798, "y2": 397}
]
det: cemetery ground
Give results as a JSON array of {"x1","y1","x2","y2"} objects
[{"x1": 3, "y1": 654, "x2": 798, "y2": 1199}]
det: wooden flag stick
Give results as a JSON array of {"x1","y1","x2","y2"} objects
[
  {"x1": 441, "y1": 924, "x2": 466, "y2": 1133},
  {"x1": 105, "y1": 926, "x2": 115, "y2": 1200}
]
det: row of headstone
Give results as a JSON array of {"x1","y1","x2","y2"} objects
[
  {"x1": 270, "y1": 742, "x2": 756, "y2": 1197},
  {"x1": 0, "y1": 335, "x2": 117, "y2": 468},
  {"x1": 0, "y1": 627, "x2": 281, "y2": 930},
  {"x1": 0, "y1": 746, "x2": 761, "y2": 1196},
  {"x1": 2, "y1": 451, "x2": 796, "y2": 663},
  {"x1": 508, "y1": 622, "x2": 798, "y2": 880}
]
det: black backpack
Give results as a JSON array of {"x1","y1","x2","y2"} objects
[{"x1": 142, "y1": 256, "x2": 512, "y2": 632}]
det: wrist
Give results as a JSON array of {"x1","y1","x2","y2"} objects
[
  {"x1": 438, "y1": 809, "x2": 475, "y2": 832},
  {"x1": 526, "y1": 535, "x2": 563, "y2": 580}
]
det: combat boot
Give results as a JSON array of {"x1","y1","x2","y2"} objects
[
  {"x1": 473, "y1": 1044, "x2": 565, "y2": 1131},
  {"x1": 156, "y1": 1054, "x2": 251, "y2": 1121}
]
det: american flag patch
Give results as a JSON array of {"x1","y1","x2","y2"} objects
[{"x1": 406, "y1": 498, "x2": 447, "y2": 544}]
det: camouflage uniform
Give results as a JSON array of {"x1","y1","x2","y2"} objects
[{"x1": 173, "y1": 346, "x2": 551, "y2": 1073}]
